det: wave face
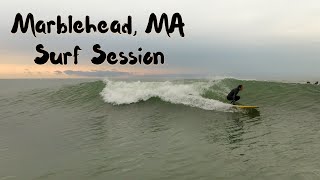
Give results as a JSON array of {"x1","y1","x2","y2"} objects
[
  {"x1": 100, "y1": 79, "x2": 233, "y2": 111},
  {"x1": 3, "y1": 78, "x2": 319, "y2": 114},
  {"x1": 96, "y1": 78, "x2": 320, "y2": 113},
  {"x1": 8, "y1": 78, "x2": 317, "y2": 113}
]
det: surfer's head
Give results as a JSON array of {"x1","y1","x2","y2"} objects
[{"x1": 238, "y1": 85, "x2": 243, "y2": 91}]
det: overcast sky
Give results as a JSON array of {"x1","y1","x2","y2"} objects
[{"x1": 0, "y1": 0, "x2": 320, "y2": 80}]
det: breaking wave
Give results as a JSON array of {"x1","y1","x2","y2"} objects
[{"x1": 100, "y1": 79, "x2": 234, "y2": 111}]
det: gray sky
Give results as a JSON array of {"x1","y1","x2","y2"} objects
[{"x1": 1, "y1": 0, "x2": 320, "y2": 80}]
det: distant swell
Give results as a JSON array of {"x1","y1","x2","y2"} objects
[{"x1": 100, "y1": 79, "x2": 233, "y2": 111}]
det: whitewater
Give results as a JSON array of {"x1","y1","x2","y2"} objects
[{"x1": 100, "y1": 79, "x2": 234, "y2": 111}]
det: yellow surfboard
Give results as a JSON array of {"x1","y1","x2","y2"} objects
[{"x1": 233, "y1": 105, "x2": 259, "y2": 109}]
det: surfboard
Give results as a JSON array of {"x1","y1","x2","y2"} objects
[{"x1": 233, "y1": 105, "x2": 259, "y2": 109}]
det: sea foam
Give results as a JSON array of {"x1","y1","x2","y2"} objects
[{"x1": 100, "y1": 79, "x2": 233, "y2": 111}]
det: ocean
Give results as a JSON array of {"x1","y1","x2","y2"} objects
[{"x1": 0, "y1": 78, "x2": 320, "y2": 180}]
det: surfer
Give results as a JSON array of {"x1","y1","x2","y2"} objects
[{"x1": 227, "y1": 85, "x2": 243, "y2": 105}]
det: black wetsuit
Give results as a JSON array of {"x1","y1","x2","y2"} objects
[{"x1": 227, "y1": 87, "x2": 240, "y2": 104}]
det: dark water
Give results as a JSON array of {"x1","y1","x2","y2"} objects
[{"x1": 0, "y1": 79, "x2": 320, "y2": 180}]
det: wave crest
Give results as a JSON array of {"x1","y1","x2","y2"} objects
[{"x1": 100, "y1": 79, "x2": 233, "y2": 111}]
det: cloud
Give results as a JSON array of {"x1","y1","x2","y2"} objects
[
  {"x1": 135, "y1": 73, "x2": 207, "y2": 79},
  {"x1": 24, "y1": 68, "x2": 32, "y2": 75},
  {"x1": 2, "y1": 0, "x2": 320, "y2": 79},
  {"x1": 61, "y1": 69, "x2": 205, "y2": 78},
  {"x1": 54, "y1": 70, "x2": 63, "y2": 75},
  {"x1": 63, "y1": 70, "x2": 132, "y2": 77},
  {"x1": 23, "y1": 68, "x2": 46, "y2": 76}
]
